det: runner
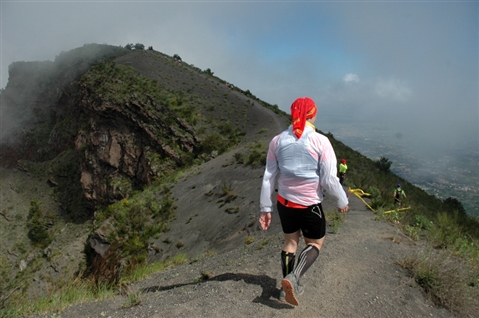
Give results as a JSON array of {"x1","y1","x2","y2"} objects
[
  {"x1": 259, "y1": 97, "x2": 349, "y2": 306},
  {"x1": 339, "y1": 159, "x2": 348, "y2": 185},
  {"x1": 393, "y1": 184, "x2": 407, "y2": 206}
]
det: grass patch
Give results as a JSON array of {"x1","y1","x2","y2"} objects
[
  {"x1": 397, "y1": 248, "x2": 479, "y2": 316},
  {"x1": 234, "y1": 141, "x2": 266, "y2": 168},
  {"x1": 225, "y1": 206, "x2": 240, "y2": 214},
  {"x1": 121, "y1": 253, "x2": 187, "y2": 284},
  {"x1": 220, "y1": 182, "x2": 238, "y2": 203},
  {"x1": 394, "y1": 211, "x2": 479, "y2": 315},
  {"x1": 121, "y1": 289, "x2": 143, "y2": 308},
  {"x1": 0, "y1": 277, "x2": 117, "y2": 318},
  {"x1": 325, "y1": 210, "x2": 345, "y2": 234},
  {"x1": 1, "y1": 254, "x2": 189, "y2": 317},
  {"x1": 244, "y1": 236, "x2": 255, "y2": 245}
]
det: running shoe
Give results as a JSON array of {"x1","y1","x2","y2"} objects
[
  {"x1": 281, "y1": 273, "x2": 302, "y2": 306},
  {"x1": 279, "y1": 284, "x2": 303, "y2": 303}
]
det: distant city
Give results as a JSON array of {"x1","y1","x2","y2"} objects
[
  {"x1": 319, "y1": 116, "x2": 479, "y2": 218},
  {"x1": 384, "y1": 146, "x2": 478, "y2": 218}
]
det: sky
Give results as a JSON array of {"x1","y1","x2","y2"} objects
[{"x1": 1, "y1": 0, "x2": 478, "y2": 162}]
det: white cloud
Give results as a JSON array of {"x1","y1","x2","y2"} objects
[
  {"x1": 318, "y1": 75, "x2": 412, "y2": 106},
  {"x1": 373, "y1": 78, "x2": 412, "y2": 102},
  {"x1": 343, "y1": 73, "x2": 360, "y2": 83}
]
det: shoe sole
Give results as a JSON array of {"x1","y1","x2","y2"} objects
[{"x1": 281, "y1": 278, "x2": 299, "y2": 306}]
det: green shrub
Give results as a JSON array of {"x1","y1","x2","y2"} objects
[
  {"x1": 405, "y1": 225, "x2": 420, "y2": 241},
  {"x1": 221, "y1": 183, "x2": 237, "y2": 203},
  {"x1": 383, "y1": 210, "x2": 404, "y2": 224},
  {"x1": 49, "y1": 150, "x2": 88, "y2": 220},
  {"x1": 245, "y1": 148, "x2": 266, "y2": 168},
  {"x1": 91, "y1": 183, "x2": 177, "y2": 283},
  {"x1": 413, "y1": 214, "x2": 434, "y2": 230},
  {"x1": 367, "y1": 186, "x2": 381, "y2": 200},
  {"x1": 374, "y1": 156, "x2": 392, "y2": 172},
  {"x1": 443, "y1": 197, "x2": 466, "y2": 216},
  {"x1": 218, "y1": 121, "x2": 245, "y2": 147},
  {"x1": 200, "y1": 133, "x2": 228, "y2": 154},
  {"x1": 234, "y1": 141, "x2": 266, "y2": 168},
  {"x1": 134, "y1": 43, "x2": 145, "y2": 50},
  {"x1": 428, "y1": 211, "x2": 464, "y2": 249},
  {"x1": 367, "y1": 186, "x2": 386, "y2": 210},
  {"x1": 233, "y1": 152, "x2": 244, "y2": 164},
  {"x1": 27, "y1": 200, "x2": 51, "y2": 247}
]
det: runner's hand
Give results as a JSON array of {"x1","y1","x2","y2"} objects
[
  {"x1": 259, "y1": 212, "x2": 272, "y2": 230},
  {"x1": 338, "y1": 205, "x2": 349, "y2": 214}
]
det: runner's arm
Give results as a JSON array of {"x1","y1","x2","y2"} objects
[
  {"x1": 260, "y1": 137, "x2": 279, "y2": 213},
  {"x1": 318, "y1": 137, "x2": 348, "y2": 209}
]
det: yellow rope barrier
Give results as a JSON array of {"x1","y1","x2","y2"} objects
[
  {"x1": 348, "y1": 188, "x2": 411, "y2": 214},
  {"x1": 348, "y1": 188, "x2": 374, "y2": 212},
  {"x1": 382, "y1": 207, "x2": 411, "y2": 214}
]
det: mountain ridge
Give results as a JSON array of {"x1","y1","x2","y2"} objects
[{"x1": 0, "y1": 44, "x2": 477, "y2": 317}]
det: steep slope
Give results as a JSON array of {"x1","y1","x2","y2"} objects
[
  {"x1": 152, "y1": 110, "x2": 284, "y2": 263},
  {"x1": 0, "y1": 44, "x2": 288, "y2": 309},
  {"x1": 39, "y1": 194, "x2": 456, "y2": 318}
]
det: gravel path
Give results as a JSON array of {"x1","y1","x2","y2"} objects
[{"x1": 45, "y1": 194, "x2": 455, "y2": 318}]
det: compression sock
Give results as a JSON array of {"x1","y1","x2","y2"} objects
[
  {"x1": 281, "y1": 250, "x2": 296, "y2": 278},
  {"x1": 293, "y1": 244, "x2": 320, "y2": 281}
]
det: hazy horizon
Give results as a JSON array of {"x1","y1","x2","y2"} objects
[
  {"x1": 1, "y1": 1, "x2": 478, "y2": 214},
  {"x1": 319, "y1": 112, "x2": 479, "y2": 217},
  {"x1": 2, "y1": 1, "x2": 477, "y2": 153}
]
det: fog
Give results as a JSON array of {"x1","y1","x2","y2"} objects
[{"x1": 1, "y1": 1, "x2": 478, "y2": 161}]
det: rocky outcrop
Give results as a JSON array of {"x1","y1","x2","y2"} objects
[
  {"x1": 1, "y1": 44, "x2": 203, "y2": 212},
  {"x1": 75, "y1": 84, "x2": 199, "y2": 208},
  {"x1": 0, "y1": 43, "x2": 275, "y2": 309}
]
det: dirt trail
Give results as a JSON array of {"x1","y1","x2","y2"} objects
[{"x1": 48, "y1": 194, "x2": 455, "y2": 318}]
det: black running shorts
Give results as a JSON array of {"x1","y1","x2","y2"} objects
[{"x1": 277, "y1": 201, "x2": 326, "y2": 239}]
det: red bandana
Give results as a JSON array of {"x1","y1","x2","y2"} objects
[{"x1": 291, "y1": 97, "x2": 317, "y2": 139}]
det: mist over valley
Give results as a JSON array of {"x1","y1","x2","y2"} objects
[{"x1": 320, "y1": 117, "x2": 479, "y2": 217}]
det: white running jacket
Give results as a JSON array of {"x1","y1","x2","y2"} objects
[{"x1": 260, "y1": 125, "x2": 348, "y2": 212}]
